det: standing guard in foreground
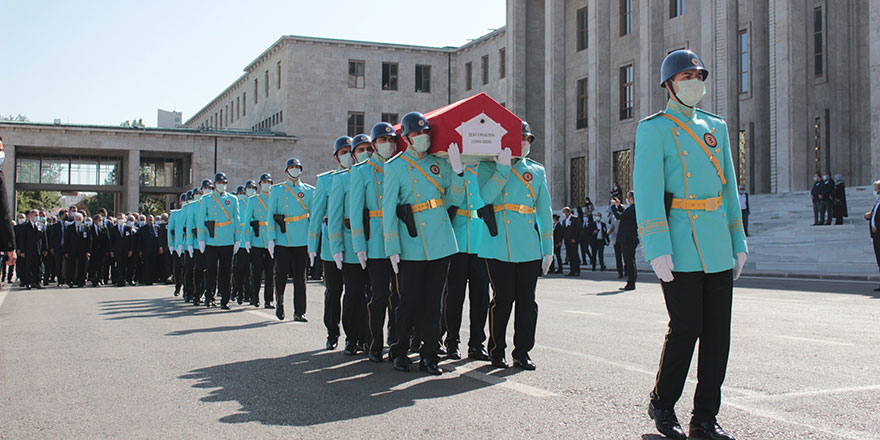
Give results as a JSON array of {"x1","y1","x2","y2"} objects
[
  {"x1": 635, "y1": 49, "x2": 746, "y2": 440},
  {"x1": 196, "y1": 172, "x2": 241, "y2": 310},
  {"x1": 245, "y1": 173, "x2": 276, "y2": 308}
]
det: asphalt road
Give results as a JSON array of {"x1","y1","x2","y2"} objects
[{"x1": 1, "y1": 272, "x2": 878, "y2": 440}]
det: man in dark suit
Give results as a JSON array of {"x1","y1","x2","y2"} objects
[
  {"x1": 19, "y1": 210, "x2": 47, "y2": 289},
  {"x1": 135, "y1": 214, "x2": 159, "y2": 285},
  {"x1": 613, "y1": 191, "x2": 638, "y2": 291},
  {"x1": 810, "y1": 172, "x2": 822, "y2": 225},
  {"x1": 588, "y1": 212, "x2": 610, "y2": 271},
  {"x1": 13, "y1": 213, "x2": 26, "y2": 286},
  {"x1": 109, "y1": 214, "x2": 134, "y2": 287},
  {"x1": 561, "y1": 207, "x2": 581, "y2": 276},
  {"x1": 88, "y1": 214, "x2": 110, "y2": 287},
  {"x1": 552, "y1": 214, "x2": 563, "y2": 273},
  {"x1": 47, "y1": 209, "x2": 67, "y2": 286},
  {"x1": 818, "y1": 171, "x2": 835, "y2": 226},
  {"x1": 867, "y1": 181, "x2": 880, "y2": 292},
  {"x1": 0, "y1": 137, "x2": 16, "y2": 284},
  {"x1": 63, "y1": 212, "x2": 91, "y2": 287},
  {"x1": 609, "y1": 198, "x2": 626, "y2": 278}
]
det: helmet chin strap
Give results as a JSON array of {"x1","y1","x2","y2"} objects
[{"x1": 666, "y1": 79, "x2": 694, "y2": 109}]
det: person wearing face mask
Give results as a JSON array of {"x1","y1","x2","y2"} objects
[
  {"x1": 185, "y1": 181, "x2": 213, "y2": 305},
  {"x1": 476, "y1": 120, "x2": 552, "y2": 372},
  {"x1": 328, "y1": 134, "x2": 372, "y2": 355},
  {"x1": 178, "y1": 190, "x2": 196, "y2": 302},
  {"x1": 124, "y1": 215, "x2": 139, "y2": 285},
  {"x1": 63, "y1": 212, "x2": 91, "y2": 288},
  {"x1": 47, "y1": 209, "x2": 67, "y2": 287},
  {"x1": 196, "y1": 172, "x2": 241, "y2": 310},
  {"x1": 382, "y1": 112, "x2": 465, "y2": 375},
  {"x1": 350, "y1": 123, "x2": 400, "y2": 362},
  {"x1": 87, "y1": 214, "x2": 110, "y2": 288},
  {"x1": 168, "y1": 193, "x2": 186, "y2": 295},
  {"x1": 810, "y1": 172, "x2": 822, "y2": 225},
  {"x1": 268, "y1": 158, "x2": 315, "y2": 322},
  {"x1": 0, "y1": 136, "x2": 15, "y2": 288},
  {"x1": 308, "y1": 138, "x2": 352, "y2": 350},
  {"x1": 633, "y1": 49, "x2": 746, "y2": 440},
  {"x1": 108, "y1": 213, "x2": 134, "y2": 287},
  {"x1": 19, "y1": 210, "x2": 48, "y2": 290},
  {"x1": 156, "y1": 213, "x2": 172, "y2": 284},
  {"x1": 231, "y1": 184, "x2": 252, "y2": 305},
  {"x1": 134, "y1": 214, "x2": 158, "y2": 286},
  {"x1": 244, "y1": 173, "x2": 276, "y2": 308},
  {"x1": 817, "y1": 171, "x2": 835, "y2": 226}
]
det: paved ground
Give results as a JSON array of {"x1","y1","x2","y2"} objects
[{"x1": 1, "y1": 272, "x2": 878, "y2": 440}]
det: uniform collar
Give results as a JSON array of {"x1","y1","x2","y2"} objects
[{"x1": 665, "y1": 99, "x2": 696, "y2": 122}]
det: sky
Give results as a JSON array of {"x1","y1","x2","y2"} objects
[{"x1": 0, "y1": 0, "x2": 506, "y2": 127}]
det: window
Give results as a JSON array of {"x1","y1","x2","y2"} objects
[
  {"x1": 465, "y1": 62, "x2": 473, "y2": 91},
  {"x1": 41, "y1": 159, "x2": 70, "y2": 185},
  {"x1": 481, "y1": 55, "x2": 489, "y2": 85},
  {"x1": 738, "y1": 29, "x2": 749, "y2": 94},
  {"x1": 15, "y1": 158, "x2": 39, "y2": 183},
  {"x1": 349, "y1": 60, "x2": 365, "y2": 88},
  {"x1": 225, "y1": 106, "x2": 228, "y2": 126},
  {"x1": 382, "y1": 62, "x2": 398, "y2": 90},
  {"x1": 140, "y1": 157, "x2": 183, "y2": 187},
  {"x1": 619, "y1": 64, "x2": 633, "y2": 120},
  {"x1": 220, "y1": 110, "x2": 223, "y2": 129},
  {"x1": 670, "y1": 0, "x2": 683, "y2": 18},
  {"x1": 499, "y1": 48, "x2": 506, "y2": 79},
  {"x1": 415, "y1": 65, "x2": 431, "y2": 93},
  {"x1": 16, "y1": 155, "x2": 120, "y2": 186},
  {"x1": 570, "y1": 156, "x2": 585, "y2": 205},
  {"x1": 277, "y1": 61, "x2": 282, "y2": 89},
  {"x1": 279, "y1": 110, "x2": 283, "y2": 123},
  {"x1": 236, "y1": 97, "x2": 240, "y2": 120},
  {"x1": 242, "y1": 93, "x2": 246, "y2": 115},
  {"x1": 576, "y1": 78, "x2": 588, "y2": 129},
  {"x1": 264, "y1": 70, "x2": 269, "y2": 97},
  {"x1": 576, "y1": 7, "x2": 588, "y2": 51},
  {"x1": 347, "y1": 112, "x2": 365, "y2": 137},
  {"x1": 381, "y1": 113, "x2": 399, "y2": 125},
  {"x1": 620, "y1": 0, "x2": 632, "y2": 36},
  {"x1": 254, "y1": 79, "x2": 258, "y2": 104},
  {"x1": 814, "y1": 7, "x2": 823, "y2": 77}
]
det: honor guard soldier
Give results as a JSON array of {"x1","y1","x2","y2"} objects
[
  {"x1": 329, "y1": 133, "x2": 372, "y2": 355},
  {"x1": 477, "y1": 121, "x2": 553, "y2": 371},
  {"x1": 383, "y1": 111, "x2": 465, "y2": 375},
  {"x1": 232, "y1": 183, "x2": 253, "y2": 305},
  {"x1": 177, "y1": 191, "x2": 194, "y2": 301},
  {"x1": 196, "y1": 172, "x2": 241, "y2": 310},
  {"x1": 635, "y1": 49, "x2": 747, "y2": 440},
  {"x1": 350, "y1": 122, "x2": 400, "y2": 362},
  {"x1": 308, "y1": 137, "x2": 351, "y2": 350},
  {"x1": 245, "y1": 173, "x2": 276, "y2": 308},
  {"x1": 168, "y1": 193, "x2": 186, "y2": 296},
  {"x1": 268, "y1": 158, "x2": 314, "y2": 321},
  {"x1": 186, "y1": 181, "x2": 212, "y2": 305}
]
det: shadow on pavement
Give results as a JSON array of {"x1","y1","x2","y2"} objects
[
  {"x1": 165, "y1": 320, "x2": 283, "y2": 336},
  {"x1": 180, "y1": 349, "x2": 492, "y2": 426},
  {"x1": 640, "y1": 435, "x2": 666, "y2": 440},
  {"x1": 98, "y1": 296, "x2": 249, "y2": 320}
]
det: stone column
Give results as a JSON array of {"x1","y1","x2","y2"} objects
[
  {"x1": 506, "y1": 0, "x2": 528, "y2": 118},
  {"x1": 870, "y1": 0, "x2": 880, "y2": 181},
  {"x1": 124, "y1": 149, "x2": 140, "y2": 212},
  {"x1": 544, "y1": 0, "x2": 565, "y2": 206}
]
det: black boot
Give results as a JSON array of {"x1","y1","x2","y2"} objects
[{"x1": 648, "y1": 402, "x2": 686, "y2": 440}]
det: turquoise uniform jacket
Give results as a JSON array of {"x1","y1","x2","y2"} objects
[
  {"x1": 451, "y1": 165, "x2": 485, "y2": 254},
  {"x1": 167, "y1": 209, "x2": 180, "y2": 249},
  {"x1": 349, "y1": 157, "x2": 388, "y2": 259},
  {"x1": 196, "y1": 191, "x2": 241, "y2": 246},
  {"x1": 267, "y1": 180, "x2": 314, "y2": 248},
  {"x1": 633, "y1": 100, "x2": 748, "y2": 273},
  {"x1": 327, "y1": 169, "x2": 358, "y2": 264},
  {"x1": 183, "y1": 200, "x2": 202, "y2": 248},
  {"x1": 243, "y1": 193, "x2": 274, "y2": 249},
  {"x1": 382, "y1": 149, "x2": 465, "y2": 261},
  {"x1": 477, "y1": 158, "x2": 553, "y2": 263},
  {"x1": 308, "y1": 170, "x2": 339, "y2": 262},
  {"x1": 237, "y1": 197, "x2": 251, "y2": 244}
]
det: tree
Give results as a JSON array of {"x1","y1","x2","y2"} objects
[
  {"x1": 0, "y1": 114, "x2": 29, "y2": 122},
  {"x1": 15, "y1": 191, "x2": 61, "y2": 214},
  {"x1": 139, "y1": 193, "x2": 166, "y2": 216},
  {"x1": 82, "y1": 192, "x2": 115, "y2": 217}
]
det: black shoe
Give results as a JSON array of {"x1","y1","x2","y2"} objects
[
  {"x1": 25, "y1": 285, "x2": 31, "y2": 290},
  {"x1": 343, "y1": 341, "x2": 358, "y2": 356},
  {"x1": 368, "y1": 352, "x2": 384, "y2": 363},
  {"x1": 275, "y1": 305, "x2": 284, "y2": 321},
  {"x1": 446, "y1": 345, "x2": 462, "y2": 360},
  {"x1": 264, "y1": 303, "x2": 274, "y2": 309},
  {"x1": 689, "y1": 419, "x2": 735, "y2": 440},
  {"x1": 293, "y1": 314, "x2": 308, "y2": 322},
  {"x1": 326, "y1": 336, "x2": 338, "y2": 350},
  {"x1": 437, "y1": 344, "x2": 447, "y2": 356},
  {"x1": 392, "y1": 356, "x2": 410, "y2": 372},
  {"x1": 356, "y1": 341, "x2": 369, "y2": 353},
  {"x1": 874, "y1": 286, "x2": 880, "y2": 292},
  {"x1": 419, "y1": 358, "x2": 443, "y2": 376},
  {"x1": 236, "y1": 297, "x2": 243, "y2": 305},
  {"x1": 491, "y1": 357, "x2": 509, "y2": 369},
  {"x1": 206, "y1": 300, "x2": 215, "y2": 308},
  {"x1": 648, "y1": 402, "x2": 687, "y2": 440},
  {"x1": 513, "y1": 354, "x2": 536, "y2": 370},
  {"x1": 620, "y1": 284, "x2": 635, "y2": 291},
  {"x1": 467, "y1": 346, "x2": 490, "y2": 361},
  {"x1": 193, "y1": 299, "x2": 201, "y2": 306},
  {"x1": 173, "y1": 289, "x2": 180, "y2": 296},
  {"x1": 220, "y1": 304, "x2": 230, "y2": 310}
]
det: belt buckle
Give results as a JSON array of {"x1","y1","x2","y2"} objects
[
  {"x1": 517, "y1": 205, "x2": 531, "y2": 214},
  {"x1": 704, "y1": 197, "x2": 720, "y2": 211},
  {"x1": 427, "y1": 199, "x2": 442, "y2": 209}
]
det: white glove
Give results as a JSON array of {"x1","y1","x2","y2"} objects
[
  {"x1": 308, "y1": 251, "x2": 316, "y2": 266},
  {"x1": 541, "y1": 255, "x2": 553, "y2": 275},
  {"x1": 187, "y1": 245, "x2": 193, "y2": 256},
  {"x1": 333, "y1": 252, "x2": 344, "y2": 270},
  {"x1": 447, "y1": 142, "x2": 464, "y2": 174},
  {"x1": 390, "y1": 254, "x2": 400, "y2": 274},
  {"x1": 650, "y1": 254, "x2": 675, "y2": 283},
  {"x1": 233, "y1": 241, "x2": 240, "y2": 254},
  {"x1": 495, "y1": 147, "x2": 512, "y2": 167},
  {"x1": 733, "y1": 252, "x2": 747, "y2": 280},
  {"x1": 244, "y1": 241, "x2": 251, "y2": 253},
  {"x1": 198, "y1": 240, "x2": 206, "y2": 253},
  {"x1": 268, "y1": 240, "x2": 275, "y2": 259},
  {"x1": 176, "y1": 244, "x2": 183, "y2": 256},
  {"x1": 357, "y1": 251, "x2": 368, "y2": 269}
]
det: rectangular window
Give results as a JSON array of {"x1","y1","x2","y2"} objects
[
  {"x1": 41, "y1": 159, "x2": 69, "y2": 185},
  {"x1": 499, "y1": 48, "x2": 506, "y2": 79},
  {"x1": 277, "y1": 61, "x2": 282, "y2": 89},
  {"x1": 381, "y1": 62, "x2": 398, "y2": 90},
  {"x1": 619, "y1": 64, "x2": 633, "y2": 120},
  {"x1": 254, "y1": 79, "x2": 258, "y2": 104},
  {"x1": 481, "y1": 55, "x2": 489, "y2": 85},
  {"x1": 381, "y1": 113, "x2": 399, "y2": 125},
  {"x1": 243, "y1": 93, "x2": 247, "y2": 115},
  {"x1": 347, "y1": 112, "x2": 365, "y2": 137},
  {"x1": 576, "y1": 7, "x2": 588, "y2": 51},
  {"x1": 620, "y1": 0, "x2": 632, "y2": 36},
  {"x1": 140, "y1": 158, "x2": 183, "y2": 187},
  {"x1": 349, "y1": 60, "x2": 365, "y2": 88},
  {"x1": 415, "y1": 65, "x2": 431, "y2": 93},
  {"x1": 236, "y1": 97, "x2": 240, "y2": 120},
  {"x1": 225, "y1": 106, "x2": 229, "y2": 126},
  {"x1": 670, "y1": 0, "x2": 683, "y2": 18},
  {"x1": 264, "y1": 70, "x2": 269, "y2": 97},
  {"x1": 814, "y1": 7, "x2": 823, "y2": 77},
  {"x1": 576, "y1": 78, "x2": 588, "y2": 129},
  {"x1": 571, "y1": 156, "x2": 585, "y2": 206},
  {"x1": 279, "y1": 110, "x2": 283, "y2": 123},
  {"x1": 738, "y1": 29, "x2": 749, "y2": 94},
  {"x1": 465, "y1": 62, "x2": 473, "y2": 91},
  {"x1": 220, "y1": 110, "x2": 223, "y2": 128},
  {"x1": 15, "y1": 158, "x2": 40, "y2": 184}
]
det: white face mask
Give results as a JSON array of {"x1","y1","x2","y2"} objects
[
  {"x1": 521, "y1": 141, "x2": 531, "y2": 158},
  {"x1": 287, "y1": 167, "x2": 302, "y2": 180},
  {"x1": 376, "y1": 142, "x2": 396, "y2": 159},
  {"x1": 75, "y1": 220, "x2": 83, "y2": 226},
  {"x1": 261, "y1": 183, "x2": 272, "y2": 193},
  {"x1": 674, "y1": 79, "x2": 706, "y2": 107},
  {"x1": 246, "y1": 188, "x2": 256, "y2": 197},
  {"x1": 215, "y1": 183, "x2": 227, "y2": 193},
  {"x1": 0, "y1": 151, "x2": 6, "y2": 166},
  {"x1": 338, "y1": 154, "x2": 353, "y2": 169},
  {"x1": 17, "y1": 218, "x2": 25, "y2": 225},
  {"x1": 356, "y1": 151, "x2": 371, "y2": 163},
  {"x1": 411, "y1": 134, "x2": 431, "y2": 153}
]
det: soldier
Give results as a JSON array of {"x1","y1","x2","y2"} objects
[
  {"x1": 635, "y1": 49, "x2": 747, "y2": 440},
  {"x1": 351, "y1": 122, "x2": 399, "y2": 362},
  {"x1": 477, "y1": 121, "x2": 553, "y2": 371},
  {"x1": 232, "y1": 183, "x2": 253, "y2": 305},
  {"x1": 245, "y1": 173, "x2": 276, "y2": 308},
  {"x1": 185, "y1": 180, "x2": 213, "y2": 306},
  {"x1": 308, "y1": 137, "x2": 351, "y2": 350},
  {"x1": 328, "y1": 134, "x2": 371, "y2": 355},
  {"x1": 168, "y1": 193, "x2": 186, "y2": 296},
  {"x1": 383, "y1": 111, "x2": 464, "y2": 375},
  {"x1": 178, "y1": 190, "x2": 196, "y2": 302},
  {"x1": 268, "y1": 158, "x2": 314, "y2": 321},
  {"x1": 196, "y1": 172, "x2": 241, "y2": 310}
]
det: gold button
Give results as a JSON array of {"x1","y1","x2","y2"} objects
[
  {"x1": 715, "y1": 148, "x2": 720, "y2": 153},
  {"x1": 693, "y1": 214, "x2": 698, "y2": 220},
  {"x1": 379, "y1": 195, "x2": 383, "y2": 199},
  {"x1": 683, "y1": 151, "x2": 688, "y2": 156},
  {"x1": 421, "y1": 222, "x2": 425, "y2": 226},
  {"x1": 689, "y1": 195, "x2": 695, "y2": 199},
  {"x1": 506, "y1": 220, "x2": 510, "y2": 224},
  {"x1": 468, "y1": 193, "x2": 472, "y2": 196},
  {"x1": 504, "y1": 192, "x2": 509, "y2": 196},
  {"x1": 468, "y1": 205, "x2": 473, "y2": 208},
  {"x1": 687, "y1": 172, "x2": 692, "y2": 177},
  {"x1": 526, "y1": 194, "x2": 531, "y2": 198},
  {"x1": 416, "y1": 194, "x2": 421, "y2": 198},
  {"x1": 528, "y1": 220, "x2": 532, "y2": 224},
  {"x1": 414, "y1": 179, "x2": 419, "y2": 183},
  {"x1": 722, "y1": 213, "x2": 726, "y2": 217}
]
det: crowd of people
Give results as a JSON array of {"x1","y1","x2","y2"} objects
[{"x1": 811, "y1": 171, "x2": 848, "y2": 225}]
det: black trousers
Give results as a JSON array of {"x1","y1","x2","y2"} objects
[
  {"x1": 171, "y1": 252, "x2": 183, "y2": 292},
  {"x1": 186, "y1": 250, "x2": 206, "y2": 302},
  {"x1": 366, "y1": 258, "x2": 397, "y2": 355},
  {"x1": 590, "y1": 241, "x2": 606, "y2": 270},
  {"x1": 233, "y1": 248, "x2": 251, "y2": 302},
  {"x1": 390, "y1": 257, "x2": 450, "y2": 359},
  {"x1": 614, "y1": 243, "x2": 624, "y2": 277},
  {"x1": 112, "y1": 253, "x2": 130, "y2": 286},
  {"x1": 622, "y1": 243, "x2": 637, "y2": 286},
  {"x1": 140, "y1": 251, "x2": 156, "y2": 284},
  {"x1": 486, "y1": 258, "x2": 540, "y2": 360},
  {"x1": 88, "y1": 252, "x2": 105, "y2": 285},
  {"x1": 24, "y1": 253, "x2": 42, "y2": 287},
  {"x1": 872, "y1": 233, "x2": 880, "y2": 272},
  {"x1": 580, "y1": 238, "x2": 592, "y2": 267},
  {"x1": 274, "y1": 246, "x2": 308, "y2": 316},
  {"x1": 323, "y1": 260, "x2": 344, "y2": 338},
  {"x1": 652, "y1": 270, "x2": 733, "y2": 422},
  {"x1": 250, "y1": 247, "x2": 274, "y2": 305},
  {"x1": 42, "y1": 254, "x2": 54, "y2": 284},
  {"x1": 66, "y1": 253, "x2": 88, "y2": 286},
  {"x1": 204, "y1": 245, "x2": 233, "y2": 305},
  {"x1": 342, "y1": 263, "x2": 371, "y2": 344},
  {"x1": 565, "y1": 240, "x2": 580, "y2": 274},
  {"x1": 443, "y1": 252, "x2": 490, "y2": 350},
  {"x1": 158, "y1": 250, "x2": 172, "y2": 282},
  {"x1": 818, "y1": 200, "x2": 832, "y2": 225},
  {"x1": 741, "y1": 211, "x2": 750, "y2": 236},
  {"x1": 53, "y1": 250, "x2": 65, "y2": 284},
  {"x1": 552, "y1": 244, "x2": 563, "y2": 273}
]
